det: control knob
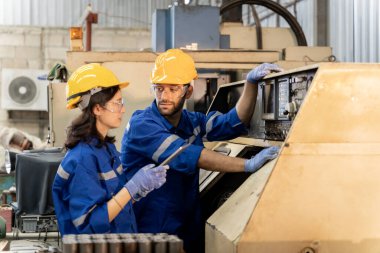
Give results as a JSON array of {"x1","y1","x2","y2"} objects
[{"x1": 284, "y1": 101, "x2": 297, "y2": 117}]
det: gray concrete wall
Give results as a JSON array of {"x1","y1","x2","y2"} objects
[{"x1": 0, "y1": 26, "x2": 151, "y2": 139}]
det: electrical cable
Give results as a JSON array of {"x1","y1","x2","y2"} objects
[
  {"x1": 220, "y1": 0, "x2": 308, "y2": 46},
  {"x1": 250, "y1": 4, "x2": 263, "y2": 49}
]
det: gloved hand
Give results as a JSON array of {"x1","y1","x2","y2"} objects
[
  {"x1": 124, "y1": 164, "x2": 168, "y2": 201},
  {"x1": 244, "y1": 146, "x2": 280, "y2": 173},
  {"x1": 246, "y1": 63, "x2": 282, "y2": 84}
]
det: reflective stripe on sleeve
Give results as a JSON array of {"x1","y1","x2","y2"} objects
[
  {"x1": 204, "y1": 111, "x2": 222, "y2": 141},
  {"x1": 232, "y1": 121, "x2": 243, "y2": 127},
  {"x1": 188, "y1": 125, "x2": 201, "y2": 144},
  {"x1": 152, "y1": 134, "x2": 180, "y2": 162},
  {"x1": 57, "y1": 165, "x2": 70, "y2": 180},
  {"x1": 98, "y1": 170, "x2": 117, "y2": 181},
  {"x1": 126, "y1": 122, "x2": 130, "y2": 132},
  {"x1": 116, "y1": 165, "x2": 123, "y2": 175}
]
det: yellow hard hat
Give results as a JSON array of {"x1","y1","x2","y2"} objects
[
  {"x1": 150, "y1": 49, "x2": 198, "y2": 85},
  {"x1": 66, "y1": 63, "x2": 129, "y2": 109}
]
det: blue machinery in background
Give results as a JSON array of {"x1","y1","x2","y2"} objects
[
  {"x1": 151, "y1": 1, "x2": 308, "y2": 52},
  {"x1": 152, "y1": 5, "x2": 223, "y2": 52}
]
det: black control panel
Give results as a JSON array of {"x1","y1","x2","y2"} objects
[
  {"x1": 259, "y1": 67, "x2": 318, "y2": 140},
  {"x1": 206, "y1": 65, "x2": 319, "y2": 142}
]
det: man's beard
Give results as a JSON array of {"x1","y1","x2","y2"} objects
[{"x1": 157, "y1": 96, "x2": 186, "y2": 117}]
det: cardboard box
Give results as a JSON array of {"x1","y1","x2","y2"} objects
[{"x1": 284, "y1": 46, "x2": 333, "y2": 62}]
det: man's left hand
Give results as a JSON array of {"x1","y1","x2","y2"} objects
[
  {"x1": 244, "y1": 146, "x2": 280, "y2": 173},
  {"x1": 246, "y1": 63, "x2": 282, "y2": 84}
]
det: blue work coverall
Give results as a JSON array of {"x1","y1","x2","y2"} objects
[
  {"x1": 52, "y1": 138, "x2": 137, "y2": 235},
  {"x1": 121, "y1": 101, "x2": 246, "y2": 253}
]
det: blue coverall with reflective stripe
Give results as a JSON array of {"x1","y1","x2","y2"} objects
[
  {"x1": 120, "y1": 101, "x2": 246, "y2": 253},
  {"x1": 52, "y1": 139, "x2": 137, "y2": 235}
]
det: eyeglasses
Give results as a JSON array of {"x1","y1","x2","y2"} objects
[
  {"x1": 104, "y1": 98, "x2": 125, "y2": 113},
  {"x1": 151, "y1": 84, "x2": 189, "y2": 98}
]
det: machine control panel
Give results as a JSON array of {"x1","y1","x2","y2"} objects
[
  {"x1": 206, "y1": 65, "x2": 319, "y2": 142},
  {"x1": 259, "y1": 66, "x2": 318, "y2": 141},
  {"x1": 278, "y1": 78, "x2": 290, "y2": 119}
]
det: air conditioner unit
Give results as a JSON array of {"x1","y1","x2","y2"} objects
[{"x1": 1, "y1": 68, "x2": 49, "y2": 111}]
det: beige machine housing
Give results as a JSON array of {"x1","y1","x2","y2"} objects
[{"x1": 205, "y1": 63, "x2": 380, "y2": 253}]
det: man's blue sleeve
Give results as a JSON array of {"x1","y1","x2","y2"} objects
[
  {"x1": 202, "y1": 107, "x2": 247, "y2": 142},
  {"x1": 125, "y1": 118, "x2": 203, "y2": 175}
]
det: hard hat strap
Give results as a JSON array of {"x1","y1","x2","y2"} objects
[
  {"x1": 90, "y1": 87, "x2": 102, "y2": 95},
  {"x1": 77, "y1": 87, "x2": 103, "y2": 110}
]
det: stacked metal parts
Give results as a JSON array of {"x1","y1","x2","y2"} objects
[{"x1": 62, "y1": 233, "x2": 183, "y2": 253}]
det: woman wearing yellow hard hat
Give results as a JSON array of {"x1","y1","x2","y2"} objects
[{"x1": 52, "y1": 63, "x2": 167, "y2": 235}]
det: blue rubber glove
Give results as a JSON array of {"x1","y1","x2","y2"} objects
[
  {"x1": 246, "y1": 63, "x2": 282, "y2": 84},
  {"x1": 244, "y1": 146, "x2": 280, "y2": 173},
  {"x1": 124, "y1": 164, "x2": 168, "y2": 201}
]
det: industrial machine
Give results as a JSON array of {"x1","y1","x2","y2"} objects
[
  {"x1": 205, "y1": 63, "x2": 380, "y2": 253},
  {"x1": 203, "y1": 64, "x2": 318, "y2": 252},
  {"x1": 11, "y1": 151, "x2": 63, "y2": 238}
]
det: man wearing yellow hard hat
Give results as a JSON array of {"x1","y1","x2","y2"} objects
[
  {"x1": 52, "y1": 63, "x2": 167, "y2": 236},
  {"x1": 120, "y1": 49, "x2": 281, "y2": 252}
]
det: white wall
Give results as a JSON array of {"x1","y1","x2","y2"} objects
[{"x1": 329, "y1": 0, "x2": 380, "y2": 62}]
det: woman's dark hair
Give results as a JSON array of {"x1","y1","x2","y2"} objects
[{"x1": 65, "y1": 86, "x2": 120, "y2": 149}]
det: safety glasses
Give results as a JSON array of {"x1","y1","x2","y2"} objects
[
  {"x1": 103, "y1": 98, "x2": 125, "y2": 113},
  {"x1": 151, "y1": 84, "x2": 189, "y2": 99}
]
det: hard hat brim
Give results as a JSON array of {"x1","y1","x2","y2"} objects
[{"x1": 119, "y1": 82, "x2": 129, "y2": 89}]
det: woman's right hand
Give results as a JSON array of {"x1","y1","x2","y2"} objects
[{"x1": 124, "y1": 164, "x2": 167, "y2": 201}]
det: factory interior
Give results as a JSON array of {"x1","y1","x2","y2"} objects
[{"x1": 0, "y1": 0, "x2": 379, "y2": 252}]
